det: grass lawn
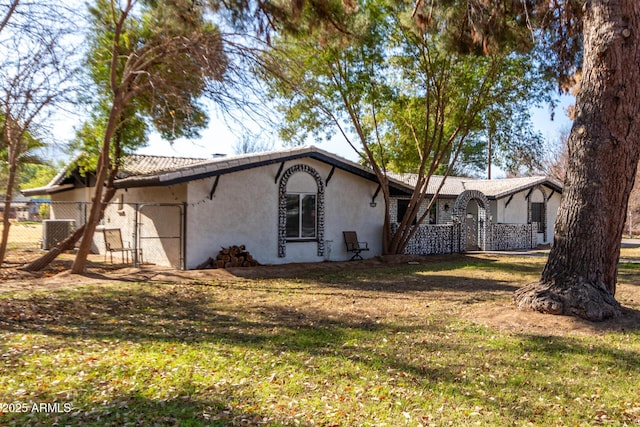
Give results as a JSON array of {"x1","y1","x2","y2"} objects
[{"x1": 1, "y1": 254, "x2": 639, "y2": 426}]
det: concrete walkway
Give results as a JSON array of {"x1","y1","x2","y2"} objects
[
  {"x1": 621, "y1": 238, "x2": 640, "y2": 248},
  {"x1": 467, "y1": 238, "x2": 640, "y2": 263}
]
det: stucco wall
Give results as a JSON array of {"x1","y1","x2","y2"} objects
[
  {"x1": 496, "y1": 185, "x2": 561, "y2": 245},
  {"x1": 110, "y1": 186, "x2": 186, "y2": 268},
  {"x1": 322, "y1": 165, "x2": 384, "y2": 262},
  {"x1": 49, "y1": 188, "x2": 89, "y2": 224},
  {"x1": 185, "y1": 158, "x2": 385, "y2": 268},
  {"x1": 49, "y1": 185, "x2": 186, "y2": 267},
  {"x1": 498, "y1": 191, "x2": 528, "y2": 224}
]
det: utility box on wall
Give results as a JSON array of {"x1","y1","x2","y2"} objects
[{"x1": 42, "y1": 219, "x2": 75, "y2": 250}]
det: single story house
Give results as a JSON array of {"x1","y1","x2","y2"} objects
[
  {"x1": 22, "y1": 146, "x2": 562, "y2": 268},
  {"x1": 389, "y1": 173, "x2": 563, "y2": 253}
]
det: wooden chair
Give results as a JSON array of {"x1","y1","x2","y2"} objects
[
  {"x1": 103, "y1": 228, "x2": 133, "y2": 264},
  {"x1": 343, "y1": 231, "x2": 369, "y2": 260}
]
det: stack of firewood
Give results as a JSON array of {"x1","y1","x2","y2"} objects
[{"x1": 196, "y1": 245, "x2": 259, "y2": 269}]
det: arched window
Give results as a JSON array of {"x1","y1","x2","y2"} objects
[{"x1": 278, "y1": 164, "x2": 325, "y2": 257}]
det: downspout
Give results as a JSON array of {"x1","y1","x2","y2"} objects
[
  {"x1": 181, "y1": 202, "x2": 187, "y2": 270},
  {"x1": 133, "y1": 203, "x2": 139, "y2": 267}
]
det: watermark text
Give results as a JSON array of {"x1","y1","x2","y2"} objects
[{"x1": 1, "y1": 402, "x2": 73, "y2": 414}]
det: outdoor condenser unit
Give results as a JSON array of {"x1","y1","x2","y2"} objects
[{"x1": 42, "y1": 219, "x2": 76, "y2": 250}]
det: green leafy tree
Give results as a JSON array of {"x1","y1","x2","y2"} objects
[
  {"x1": 262, "y1": 0, "x2": 549, "y2": 254},
  {"x1": 478, "y1": 101, "x2": 546, "y2": 178},
  {"x1": 373, "y1": 51, "x2": 546, "y2": 178},
  {"x1": 19, "y1": 162, "x2": 58, "y2": 191},
  {"x1": 70, "y1": 0, "x2": 228, "y2": 273}
]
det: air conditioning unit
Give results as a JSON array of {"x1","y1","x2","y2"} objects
[{"x1": 42, "y1": 219, "x2": 76, "y2": 250}]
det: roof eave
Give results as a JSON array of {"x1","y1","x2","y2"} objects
[
  {"x1": 113, "y1": 149, "x2": 414, "y2": 194},
  {"x1": 21, "y1": 183, "x2": 75, "y2": 197},
  {"x1": 491, "y1": 179, "x2": 564, "y2": 199}
]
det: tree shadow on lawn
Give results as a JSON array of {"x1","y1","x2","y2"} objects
[
  {"x1": 0, "y1": 284, "x2": 464, "y2": 363},
  {"x1": 0, "y1": 286, "x2": 474, "y2": 424},
  {"x1": 314, "y1": 271, "x2": 521, "y2": 295},
  {"x1": 206, "y1": 276, "x2": 520, "y2": 307},
  {"x1": 2, "y1": 282, "x2": 640, "y2": 425},
  {"x1": 0, "y1": 283, "x2": 428, "y2": 349},
  {"x1": 227, "y1": 254, "x2": 539, "y2": 294},
  {"x1": 0, "y1": 279, "x2": 538, "y2": 396},
  {"x1": 227, "y1": 253, "x2": 495, "y2": 279},
  {"x1": 447, "y1": 332, "x2": 640, "y2": 424}
]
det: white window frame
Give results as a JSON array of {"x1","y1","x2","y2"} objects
[{"x1": 285, "y1": 192, "x2": 317, "y2": 240}]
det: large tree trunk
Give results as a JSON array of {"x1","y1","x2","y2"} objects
[
  {"x1": 70, "y1": 101, "x2": 122, "y2": 274},
  {"x1": 22, "y1": 225, "x2": 86, "y2": 271},
  {"x1": 514, "y1": 0, "x2": 640, "y2": 321}
]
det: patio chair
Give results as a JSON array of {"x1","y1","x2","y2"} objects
[
  {"x1": 103, "y1": 228, "x2": 133, "y2": 264},
  {"x1": 343, "y1": 231, "x2": 369, "y2": 261}
]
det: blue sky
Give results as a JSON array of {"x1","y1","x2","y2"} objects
[
  {"x1": 52, "y1": 93, "x2": 574, "y2": 177},
  {"x1": 133, "y1": 95, "x2": 575, "y2": 177}
]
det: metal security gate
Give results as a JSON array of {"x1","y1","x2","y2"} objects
[
  {"x1": 136, "y1": 203, "x2": 185, "y2": 269},
  {"x1": 465, "y1": 214, "x2": 479, "y2": 251}
]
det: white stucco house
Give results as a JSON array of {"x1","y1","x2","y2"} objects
[
  {"x1": 389, "y1": 173, "x2": 563, "y2": 252},
  {"x1": 23, "y1": 146, "x2": 562, "y2": 269}
]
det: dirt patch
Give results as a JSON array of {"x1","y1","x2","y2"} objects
[
  {"x1": 464, "y1": 297, "x2": 640, "y2": 337},
  {"x1": 2, "y1": 251, "x2": 640, "y2": 337}
]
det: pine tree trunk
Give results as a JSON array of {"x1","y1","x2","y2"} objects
[
  {"x1": 514, "y1": 0, "x2": 640, "y2": 321},
  {"x1": 70, "y1": 101, "x2": 122, "y2": 274},
  {"x1": 22, "y1": 225, "x2": 86, "y2": 272}
]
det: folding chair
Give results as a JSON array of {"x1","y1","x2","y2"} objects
[{"x1": 103, "y1": 228, "x2": 133, "y2": 264}]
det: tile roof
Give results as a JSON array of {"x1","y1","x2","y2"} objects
[
  {"x1": 465, "y1": 176, "x2": 562, "y2": 198},
  {"x1": 22, "y1": 145, "x2": 562, "y2": 199},
  {"x1": 116, "y1": 154, "x2": 209, "y2": 178},
  {"x1": 389, "y1": 174, "x2": 562, "y2": 199},
  {"x1": 112, "y1": 146, "x2": 411, "y2": 191},
  {"x1": 22, "y1": 146, "x2": 412, "y2": 195},
  {"x1": 21, "y1": 153, "x2": 211, "y2": 196}
]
